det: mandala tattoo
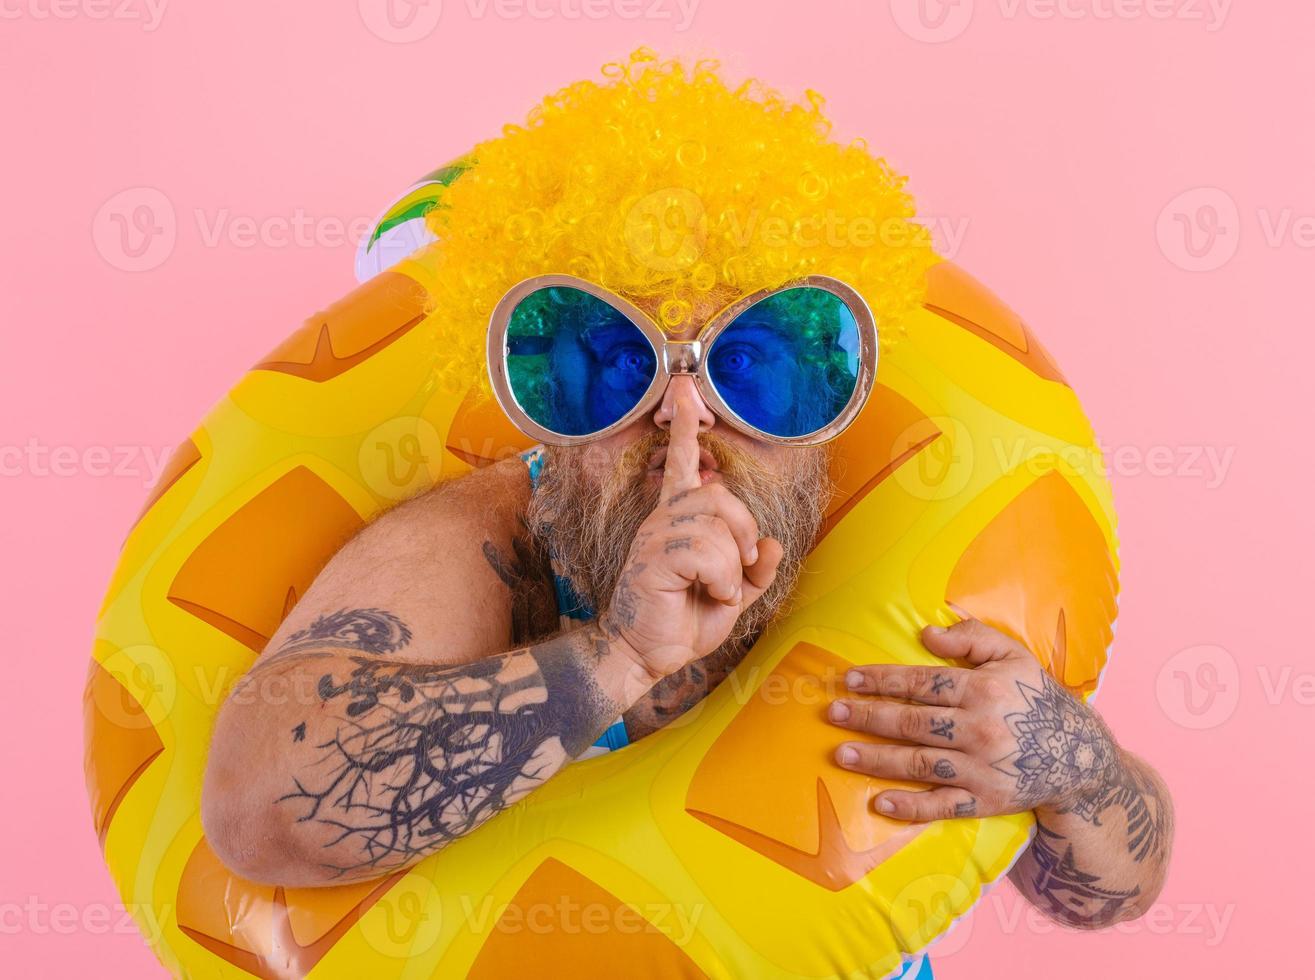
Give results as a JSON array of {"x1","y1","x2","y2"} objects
[
  {"x1": 991, "y1": 672, "x2": 1117, "y2": 810},
  {"x1": 998, "y1": 669, "x2": 1172, "y2": 913}
]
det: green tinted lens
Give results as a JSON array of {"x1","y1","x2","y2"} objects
[{"x1": 505, "y1": 286, "x2": 657, "y2": 437}]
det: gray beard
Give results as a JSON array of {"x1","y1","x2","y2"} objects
[{"x1": 523, "y1": 430, "x2": 835, "y2": 655}]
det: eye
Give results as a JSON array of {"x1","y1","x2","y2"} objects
[
  {"x1": 711, "y1": 344, "x2": 758, "y2": 374},
  {"x1": 607, "y1": 344, "x2": 652, "y2": 373}
]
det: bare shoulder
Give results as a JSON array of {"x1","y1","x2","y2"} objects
[
  {"x1": 427, "y1": 452, "x2": 534, "y2": 522},
  {"x1": 364, "y1": 452, "x2": 543, "y2": 591},
  {"x1": 264, "y1": 451, "x2": 550, "y2": 662}
]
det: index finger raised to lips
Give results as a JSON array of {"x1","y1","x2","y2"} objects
[{"x1": 660, "y1": 397, "x2": 702, "y2": 504}]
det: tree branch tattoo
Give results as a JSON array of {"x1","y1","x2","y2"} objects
[{"x1": 275, "y1": 610, "x2": 618, "y2": 878}]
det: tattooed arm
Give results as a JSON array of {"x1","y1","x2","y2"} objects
[
  {"x1": 827, "y1": 618, "x2": 1174, "y2": 929},
  {"x1": 1007, "y1": 746, "x2": 1173, "y2": 928},
  {"x1": 201, "y1": 457, "x2": 654, "y2": 886},
  {"x1": 202, "y1": 609, "x2": 657, "y2": 887}
]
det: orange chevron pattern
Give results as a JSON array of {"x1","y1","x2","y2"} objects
[
  {"x1": 687, "y1": 643, "x2": 928, "y2": 890},
  {"x1": 946, "y1": 472, "x2": 1116, "y2": 697},
  {"x1": 176, "y1": 840, "x2": 406, "y2": 979},
  {"x1": 82, "y1": 661, "x2": 164, "y2": 848},
  {"x1": 467, "y1": 858, "x2": 710, "y2": 979},
  {"x1": 167, "y1": 467, "x2": 363, "y2": 651},
  {"x1": 254, "y1": 271, "x2": 428, "y2": 383}
]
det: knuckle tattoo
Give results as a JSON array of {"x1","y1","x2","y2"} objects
[
  {"x1": 929, "y1": 717, "x2": 956, "y2": 741},
  {"x1": 953, "y1": 797, "x2": 979, "y2": 818}
]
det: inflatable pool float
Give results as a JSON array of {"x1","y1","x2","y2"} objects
[{"x1": 84, "y1": 171, "x2": 1118, "y2": 979}]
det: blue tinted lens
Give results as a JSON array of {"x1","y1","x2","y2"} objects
[
  {"x1": 706, "y1": 287, "x2": 862, "y2": 438},
  {"x1": 505, "y1": 286, "x2": 657, "y2": 436}
]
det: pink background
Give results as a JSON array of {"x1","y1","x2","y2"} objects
[{"x1": 2, "y1": 1, "x2": 1309, "y2": 976}]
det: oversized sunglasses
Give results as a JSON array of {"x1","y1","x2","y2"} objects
[{"x1": 486, "y1": 274, "x2": 878, "y2": 447}]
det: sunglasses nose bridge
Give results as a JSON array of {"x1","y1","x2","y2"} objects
[
  {"x1": 652, "y1": 340, "x2": 715, "y2": 434},
  {"x1": 661, "y1": 338, "x2": 703, "y2": 375}
]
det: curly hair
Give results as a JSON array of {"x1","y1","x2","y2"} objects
[{"x1": 418, "y1": 47, "x2": 938, "y2": 401}]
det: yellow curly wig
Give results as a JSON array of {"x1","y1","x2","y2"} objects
[{"x1": 421, "y1": 47, "x2": 938, "y2": 401}]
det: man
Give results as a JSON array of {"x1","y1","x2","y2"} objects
[{"x1": 202, "y1": 51, "x2": 1172, "y2": 940}]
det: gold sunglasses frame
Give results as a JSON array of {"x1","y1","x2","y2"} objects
[{"x1": 486, "y1": 273, "x2": 878, "y2": 447}]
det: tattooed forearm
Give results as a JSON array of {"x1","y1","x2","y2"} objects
[
  {"x1": 273, "y1": 620, "x2": 623, "y2": 879},
  {"x1": 1058, "y1": 753, "x2": 1175, "y2": 865},
  {"x1": 1006, "y1": 695, "x2": 1174, "y2": 928},
  {"x1": 1022, "y1": 820, "x2": 1142, "y2": 928}
]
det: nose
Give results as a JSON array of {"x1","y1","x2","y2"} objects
[{"x1": 651, "y1": 374, "x2": 716, "y2": 434}]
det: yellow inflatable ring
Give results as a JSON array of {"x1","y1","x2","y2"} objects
[{"x1": 85, "y1": 254, "x2": 1118, "y2": 979}]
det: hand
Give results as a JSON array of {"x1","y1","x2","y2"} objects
[
  {"x1": 598, "y1": 394, "x2": 783, "y2": 682},
  {"x1": 827, "y1": 617, "x2": 1120, "y2": 822}
]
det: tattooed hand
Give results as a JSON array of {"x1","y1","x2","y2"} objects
[
  {"x1": 599, "y1": 394, "x2": 783, "y2": 681},
  {"x1": 829, "y1": 617, "x2": 1121, "y2": 821},
  {"x1": 827, "y1": 616, "x2": 1174, "y2": 928}
]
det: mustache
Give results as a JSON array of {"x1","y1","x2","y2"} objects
[{"x1": 616, "y1": 428, "x2": 774, "y2": 486}]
